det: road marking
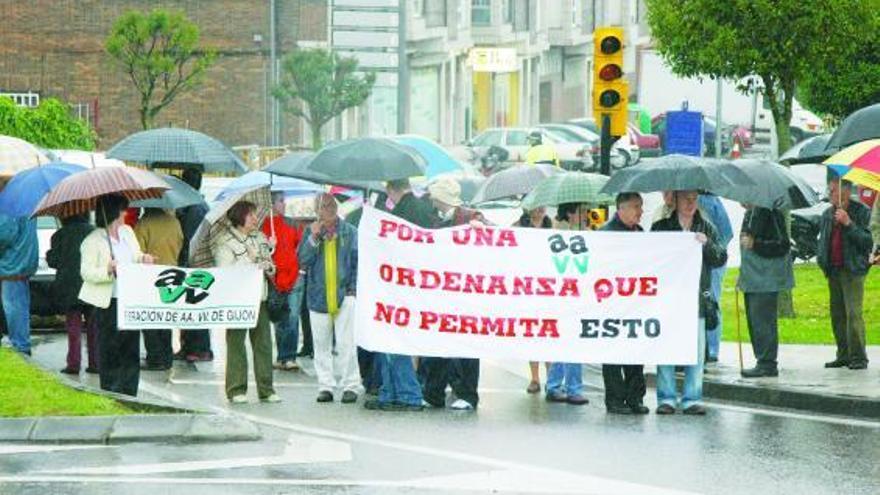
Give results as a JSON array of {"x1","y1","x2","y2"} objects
[
  {"x1": 709, "y1": 402, "x2": 880, "y2": 428},
  {"x1": 42, "y1": 434, "x2": 351, "y2": 475},
  {"x1": 0, "y1": 445, "x2": 110, "y2": 455},
  {"x1": 0, "y1": 472, "x2": 695, "y2": 494}
]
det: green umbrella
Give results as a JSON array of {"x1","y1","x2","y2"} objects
[
  {"x1": 306, "y1": 137, "x2": 427, "y2": 181},
  {"x1": 131, "y1": 174, "x2": 205, "y2": 210},
  {"x1": 521, "y1": 172, "x2": 614, "y2": 210},
  {"x1": 107, "y1": 127, "x2": 248, "y2": 175}
]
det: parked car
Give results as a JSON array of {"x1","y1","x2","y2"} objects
[
  {"x1": 30, "y1": 216, "x2": 61, "y2": 316},
  {"x1": 564, "y1": 118, "x2": 639, "y2": 167},
  {"x1": 627, "y1": 123, "x2": 661, "y2": 158},
  {"x1": 537, "y1": 123, "x2": 628, "y2": 170},
  {"x1": 651, "y1": 113, "x2": 732, "y2": 157},
  {"x1": 466, "y1": 127, "x2": 593, "y2": 171}
]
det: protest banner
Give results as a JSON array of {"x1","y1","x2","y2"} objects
[
  {"x1": 355, "y1": 207, "x2": 703, "y2": 365},
  {"x1": 116, "y1": 264, "x2": 262, "y2": 330}
]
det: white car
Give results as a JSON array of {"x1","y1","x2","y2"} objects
[
  {"x1": 564, "y1": 119, "x2": 641, "y2": 168},
  {"x1": 466, "y1": 127, "x2": 593, "y2": 171},
  {"x1": 537, "y1": 123, "x2": 631, "y2": 170}
]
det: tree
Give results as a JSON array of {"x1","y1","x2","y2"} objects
[
  {"x1": 0, "y1": 97, "x2": 96, "y2": 150},
  {"x1": 799, "y1": 6, "x2": 880, "y2": 121},
  {"x1": 646, "y1": 0, "x2": 865, "y2": 156},
  {"x1": 274, "y1": 49, "x2": 376, "y2": 150},
  {"x1": 106, "y1": 9, "x2": 216, "y2": 130}
]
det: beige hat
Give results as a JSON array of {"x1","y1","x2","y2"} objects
[{"x1": 428, "y1": 177, "x2": 462, "y2": 207}]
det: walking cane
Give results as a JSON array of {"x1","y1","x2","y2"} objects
[{"x1": 734, "y1": 287, "x2": 744, "y2": 373}]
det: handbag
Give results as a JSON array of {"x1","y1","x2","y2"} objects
[
  {"x1": 267, "y1": 284, "x2": 291, "y2": 323},
  {"x1": 701, "y1": 291, "x2": 720, "y2": 330}
]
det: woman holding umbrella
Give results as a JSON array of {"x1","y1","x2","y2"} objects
[
  {"x1": 79, "y1": 195, "x2": 156, "y2": 397},
  {"x1": 651, "y1": 190, "x2": 727, "y2": 415}
]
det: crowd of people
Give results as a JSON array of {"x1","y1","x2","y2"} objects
[{"x1": 0, "y1": 171, "x2": 876, "y2": 416}]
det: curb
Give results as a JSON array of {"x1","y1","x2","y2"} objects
[
  {"x1": 0, "y1": 414, "x2": 262, "y2": 444},
  {"x1": 586, "y1": 364, "x2": 880, "y2": 420}
]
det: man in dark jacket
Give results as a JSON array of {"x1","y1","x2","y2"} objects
[
  {"x1": 364, "y1": 179, "x2": 437, "y2": 412},
  {"x1": 738, "y1": 206, "x2": 794, "y2": 377},
  {"x1": 600, "y1": 192, "x2": 649, "y2": 414},
  {"x1": 47, "y1": 214, "x2": 96, "y2": 373},
  {"x1": 651, "y1": 190, "x2": 728, "y2": 415},
  {"x1": 0, "y1": 211, "x2": 38, "y2": 356},
  {"x1": 818, "y1": 178, "x2": 873, "y2": 370},
  {"x1": 175, "y1": 169, "x2": 213, "y2": 361}
]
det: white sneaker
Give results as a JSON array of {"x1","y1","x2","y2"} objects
[
  {"x1": 230, "y1": 395, "x2": 248, "y2": 404},
  {"x1": 449, "y1": 399, "x2": 475, "y2": 411},
  {"x1": 261, "y1": 393, "x2": 282, "y2": 403}
]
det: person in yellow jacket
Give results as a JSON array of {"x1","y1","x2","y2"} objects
[{"x1": 524, "y1": 131, "x2": 560, "y2": 168}]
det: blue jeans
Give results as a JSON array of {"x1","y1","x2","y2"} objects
[
  {"x1": 274, "y1": 285, "x2": 303, "y2": 363},
  {"x1": 546, "y1": 363, "x2": 583, "y2": 396},
  {"x1": 707, "y1": 265, "x2": 726, "y2": 359},
  {"x1": 378, "y1": 353, "x2": 423, "y2": 406},
  {"x1": 656, "y1": 318, "x2": 706, "y2": 409},
  {"x1": 2, "y1": 280, "x2": 31, "y2": 354}
]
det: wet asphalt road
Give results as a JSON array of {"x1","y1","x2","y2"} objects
[{"x1": 1, "y1": 337, "x2": 878, "y2": 495}]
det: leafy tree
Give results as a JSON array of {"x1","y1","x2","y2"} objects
[
  {"x1": 0, "y1": 97, "x2": 96, "y2": 150},
  {"x1": 274, "y1": 49, "x2": 376, "y2": 150},
  {"x1": 799, "y1": 6, "x2": 880, "y2": 121},
  {"x1": 646, "y1": 0, "x2": 865, "y2": 155},
  {"x1": 106, "y1": 9, "x2": 216, "y2": 130}
]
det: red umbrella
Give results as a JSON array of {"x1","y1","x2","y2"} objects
[{"x1": 32, "y1": 166, "x2": 169, "y2": 218}]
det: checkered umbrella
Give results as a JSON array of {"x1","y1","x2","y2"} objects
[
  {"x1": 521, "y1": 172, "x2": 614, "y2": 210},
  {"x1": 188, "y1": 184, "x2": 272, "y2": 268},
  {"x1": 0, "y1": 135, "x2": 50, "y2": 175},
  {"x1": 32, "y1": 166, "x2": 169, "y2": 218},
  {"x1": 470, "y1": 164, "x2": 561, "y2": 204},
  {"x1": 107, "y1": 127, "x2": 248, "y2": 175}
]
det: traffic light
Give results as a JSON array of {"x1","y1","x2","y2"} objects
[{"x1": 592, "y1": 27, "x2": 628, "y2": 137}]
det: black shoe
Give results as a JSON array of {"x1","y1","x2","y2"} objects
[
  {"x1": 825, "y1": 359, "x2": 849, "y2": 368},
  {"x1": 566, "y1": 394, "x2": 589, "y2": 406},
  {"x1": 297, "y1": 349, "x2": 314, "y2": 358},
  {"x1": 173, "y1": 350, "x2": 187, "y2": 361},
  {"x1": 545, "y1": 391, "x2": 568, "y2": 403},
  {"x1": 363, "y1": 398, "x2": 383, "y2": 410},
  {"x1": 705, "y1": 356, "x2": 719, "y2": 363},
  {"x1": 848, "y1": 361, "x2": 868, "y2": 370},
  {"x1": 656, "y1": 403, "x2": 676, "y2": 415},
  {"x1": 683, "y1": 404, "x2": 707, "y2": 415},
  {"x1": 60, "y1": 367, "x2": 79, "y2": 375},
  {"x1": 141, "y1": 362, "x2": 171, "y2": 371},
  {"x1": 628, "y1": 403, "x2": 650, "y2": 415},
  {"x1": 316, "y1": 391, "x2": 333, "y2": 403},
  {"x1": 741, "y1": 366, "x2": 779, "y2": 378},
  {"x1": 341, "y1": 391, "x2": 358, "y2": 403},
  {"x1": 606, "y1": 404, "x2": 632, "y2": 415},
  {"x1": 84, "y1": 367, "x2": 99, "y2": 374}
]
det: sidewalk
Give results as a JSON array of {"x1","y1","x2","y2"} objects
[{"x1": 696, "y1": 342, "x2": 880, "y2": 419}]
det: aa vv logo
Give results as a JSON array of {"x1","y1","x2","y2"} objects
[
  {"x1": 548, "y1": 233, "x2": 590, "y2": 275},
  {"x1": 155, "y1": 268, "x2": 215, "y2": 304}
]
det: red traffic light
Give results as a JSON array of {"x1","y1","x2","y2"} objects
[
  {"x1": 598, "y1": 63, "x2": 622, "y2": 81},
  {"x1": 600, "y1": 36, "x2": 622, "y2": 55},
  {"x1": 599, "y1": 89, "x2": 621, "y2": 108}
]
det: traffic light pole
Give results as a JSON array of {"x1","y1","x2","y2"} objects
[{"x1": 600, "y1": 114, "x2": 614, "y2": 176}]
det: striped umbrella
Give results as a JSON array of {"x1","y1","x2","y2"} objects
[
  {"x1": 0, "y1": 135, "x2": 50, "y2": 175},
  {"x1": 32, "y1": 167, "x2": 169, "y2": 218},
  {"x1": 107, "y1": 127, "x2": 248, "y2": 175},
  {"x1": 823, "y1": 139, "x2": 880, "y2": 191},
  {"x1": 188, "y1": 184, "x2": 272, "y2": 268},
  {"x1": 521, "y1": 172, "x2": 613, "y2": 210}
]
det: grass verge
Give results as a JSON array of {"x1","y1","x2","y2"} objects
[
  {"x1": 0, "y1": 347, "x2": 131, "y2": 417},
  {"x1": 721, "y1": 262, "x2": 879, "y2": 345}
]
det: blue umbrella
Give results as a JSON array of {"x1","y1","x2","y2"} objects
[
  {"x1": 0, "y1": 162, "x2": 86, "y2": 217},
  {"x1": 215, "y1": 170, "x2": 322, "y2": 201},
  {"x1": 392, "y1": 135, "x2": 466, "y2": 179}
]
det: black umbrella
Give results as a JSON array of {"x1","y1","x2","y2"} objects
[
  {"x1": 306, "y1": 138, "x2": 427, "y2": 181},
  {"x1": 130, "y1": 174, "x2": 205, "y2": 210},
  {"x1": 712, "y1": 159, "x2": 820, "y2": 210},
  {"x1": 601, "y1": 154, "x2": 755, "y2": 194},
  {"x1": 263, "y1": 151, "x2": 383, "y2": 190},
  {"x1": 824, "y1": 103, "x2": 880, "y2": 155},
  {"x1": 778, "y1": 134, "x2": 832, "y2": 165}
]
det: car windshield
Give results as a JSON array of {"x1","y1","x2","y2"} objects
[
  {"x1": 507, "y1": 131, "x2": 529, "y2": 146},
  {"x1": 540, "y1": 129, "x2": 579, "y2": 143},
  {"x1": 543, "y1": 126, "x2": 595, "y2": 143},
  {"x1": 473, "y1": 130, "x2": 503, "y2": 147}
]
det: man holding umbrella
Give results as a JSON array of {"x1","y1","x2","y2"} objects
[{"x1": 0, "y1": 202, "x2": 38, "y2": 356}]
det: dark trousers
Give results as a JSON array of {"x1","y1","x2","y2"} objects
[
  {"x1": 65, "y1": 306, "x2": 98, "y2": 372},
  {"x1": 143, "y1": 329, "x2": 172, "y2": 367},
  {"x1": 601, "y1": 364, "x2": 646, "y2": 407},
  {"x1": 358, "y1": 347, "x2": 383, "y2": 393},
  {"x1": 299, "y1": 297, "x2": 313, "y2": 353},
  {"x1": 180, "y1": 329, "x2": 212, "y2": 356},
  {"x1": 423, "y1": 357, "x2": 480, "y2": 407},
  {"x1": 97, "y1": 300, "x2": 140, "y2": 397},
  {"x1": 828, "y1": 271, "x2": 868, "y2": 365},
  {"x1": 745, "y1": 291, "x2": 779, "y2": 370}
]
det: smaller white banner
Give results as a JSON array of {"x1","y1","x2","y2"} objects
[{"x1": 117, "y1": 264, "x2": 262, "y2": 331}]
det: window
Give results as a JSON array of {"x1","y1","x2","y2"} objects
[
  {"x1": 504, "y1": 0, "x2": 513, "y2": 23},
  {"x1": 473, "y1": 130, "x2": 503, "y2": 146},
  {"x1": 472, "y1": 0, "x2": 491, "y2": 26},
  {"x1": 1, "y1": 91, "x2": 40, "y2": 108},
  {"x1": 507, "y1": 130, "x2": 529, "y2": 146}
]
